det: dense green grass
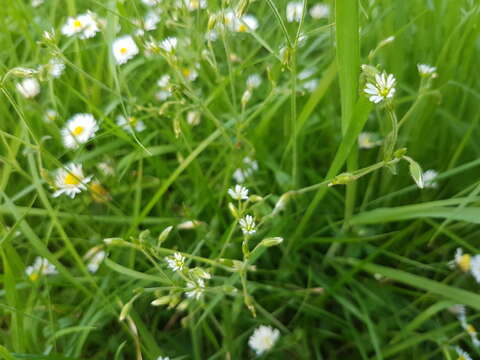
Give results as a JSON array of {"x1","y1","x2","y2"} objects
[{"x1": 1, "y1": 0, "x2": 480, "y2": 359}]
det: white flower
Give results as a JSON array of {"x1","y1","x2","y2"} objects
[
  {"x1": 187, "y1": 111, "x2": 201, "y2": 126},
  {"x1": 302, "y1": 79, "x2": 318, "y2": 92},
  {"x1": 48, "y1": 58, "x2": 65, "y2": 78},
  {"x1": 85, "y1": 249, "x2": 106, "y2": 273},
  {"x1": 232, "y1": 157, "x2": 259, "y2": 183},
  {"x1": 454, "y1": 248, "x2": 471, "y2": 273},
  {"x1": 144, "y1": 10, "x2": 161, "y2": 31},
  {"x1": 422, "y1": 169, "x2": 438, "y2": 188},
  {"x1": 116, "y1": 115, "x2": 146, "y2": 133},
  {"x1": 417, "y1": 63, "x2": 437, "y2": 78},
  {"x1": 44, "y1": 109, "x2": 58, "y2": 123},
  {"x1": 286, "y1": 2, "x2": 304, "y2": 23},
  {"x1": 470, "y1": 255, "x2": 480, "y2": 284},
  {"x1": 25, "y1": 256, "x2": 57, "y2": 281},
  {"x1": 16, "y1": 78, "x2": 40, "y2": 98},
  {"x1": 184, "y1": 0, "x2": 207, "y2": 10},
  {"x1": 142, "y1": 0, "x2": 162, "y2": 5},
  {"x1": 112, "y1": 36, "x2": 139, "y2": 65},
  {"x1": 455, "y1": 347, "x2": 473, "y2": 360},
  {"x1": 246, "y1": 74, "x2": 262, "y2": 89},
  {"x1": 364, "y1": 72, "x2": 396, "y2": 104},
  {"x1": 358, "y1": 132, "x2": 381, "y2": 149},
  {"x1": 98, "y1": 162, "x2": 115, "y2": 176},
  {"x1": 31, "y1": 0, "x2": 44, "y2": 7},
  {"x1": 61, "y1": 113, "x2": 99, "y2": 149},
  {"x1": 223, "y1": 11, "x2": 258, "y2": 32},
  {"x1": 61, "y1": 13, "x2": 99, "y2": 39},
  {"x1": 205, "y1": 30, "x2": 218, "y2": 41},
  {"x1": 165, "y1": 252, "x2": 185, "y2": 272},
  {"x1": 239, "y1": 215, "x2": 256, "y2": 235},
  {"x1": 298, "y1": 69, "x2": 315, "y2": 80},
  {"x1": 181, "y1": 67, "x2": 198, "y2": 82},
  {"x1": 157, "y1": 74, "x2": 171, "y2": 88},
  {"x1": 52, "y1": 163, "x2": 92, "y2": 198},
  {"x1": 160, "y1": 37, "x2": 178, "y2": 53},
  {"x1": 228, "y1": 185, "x2": 249, "y2": 201},
  {"x1": 248, "y1": 325, "x2": 280, "y2": 356},
  {"x1": 156, "y1": 357, "x2": 170, "y2": 360},
  {"x1": 310, "y1": 3, "x2": 330, "y2": 19},
  {"x1": 185, "y1": 278, "x2": 205, "y2": 300}
]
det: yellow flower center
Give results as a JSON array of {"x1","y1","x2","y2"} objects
[
  {"x1": 73, "y1": 19, "x2": 82, "y2": 29},
  {"x1": 128, "y1": 117, "x2": 137, "y2": 125},
  {"x1": 459, "y1": 254, "x2": 471, "y2": 272},
  {"x1": 238, "y1": 24, "x2": 248, "y2": 32},
  {"x1": 120, "y1": 47, "x2": 128, "y2": 54},
  {"x1": 467, "y1": 324, "x2": 476, "y2": 334},
  {"x1": 182, "y1": 68, "x2": 191, "y2": 77},
  {"x1": 29, "y1": 272, "x2": 39, "y2": 281},
  {"x1": 64, "y1": 173, "x2": 80, "y2": 185},
  {"x1": 190, "y1": 0, "x2": 199, "y2": 8},
  {"x1": 72, "y1": 126, "x2": 84, "y2": 136}
]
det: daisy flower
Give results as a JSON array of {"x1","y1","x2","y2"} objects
[
  {"x1": 228, "y1": 185, "x2": 249, "y2": 201},
  {"x1": 25, "y1": 256, "x2": 57, "y2": 281},
  {"x1": 184, "y1": 0, "x2": 207, "y2": 11},
  {"x1": 61, "y1": 113, "x2": 99, "y2": 149},
  {"x1": 61, "y1": 12, "x2": 99, "y2": 39},
  {"x1": 454, "y1": 248, "x2": 471, "y2": 273},
  {"x1": 364, "y1": 72, "x2": 396, "y2": 104},
  {"x1": 52, "y1": 163, "x2": 92, "y2": 198},
  {"x1": 417, "y1": 63, "x2": 437, "y2": 78},
  {"x1": 185, "y1": 279, "x2": 205, "y2": 300},
  {"x1": 165, "y1": 252, "x2": 185, "y2": 272},
  {"x1": 455, "y1": 347, "x2": 473, "y2": 360},
  {"x1": 48, "y1": 58, "x2": 65, "y2": 78},
  {"x1": 358, "y1": 132, "x2": 381, "y2": 149},
  {"x1": 286, "y1": 2, "x2": 304, "y2": 23},
  {"x1": 422, "y1": 169, "x2": 438, "y2": 189},
  {"x1": 248, "y1": 325, "x2": 280, "y2": 356},
  {"x1": 116, "y1": 115, "x2": 146, "y2": 133},
  {"x1": 310, "y1": 3, "x2": 330, "y2": 19},
  {"x1": 160, "y1": 37, "x2": 178, "y2": 53},
  {"x1": 16, "y1": 78, "x2": 40, "y2": 98},
  {"x1": 84, "y1": 248, "x2": 106, "y2": 273},
  {"x1": 239, "y1": 215, "x2": 256, "y2": 235},
  {"x1": 112, "y1": 36, "x2": 139, "y2": 65}
]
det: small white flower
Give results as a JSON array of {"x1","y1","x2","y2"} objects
[
  {"x1": 417, "y1": 63, "x2": 437, "y2": 78},
  {"x1": 160, "y1": 37, "x2": 178, "y2": 53},
  {"x1": 286, "y1": 2, "x2": 304, "y2": 23},
  {"x1": 461, "y1": 319, "x2": 480, "y2": 348},
  {"x1": 239, "y1": 215, "x2": 256, "y2": 235},
  {"x1": 97, "y1": 162, "x2": 115, "y2": 176},
  {"x1": 228, "y1": 185, "x2": 249, "y2": 201},
  {"x1": 44, "y1": 109, "x2": 58, "y2": 123},
  {"x1": 31, "y1": 0, "x2": 44, "y2": 8},
  {"x1": 181, "y1": 67, "x2": 198, "y2": 82},
  {"x1": 25, "y1": 256, "x2": 57, "y2": 281},
  {"x1": 85, "y1": 249, "x2": 106, "y2": 273},
  {"x1": 52, "y1": 163, "x2": 92, "y2": 198},
  {"x1": 470, "y1": 255, "x2": 480, "y2": 284},
  {"x1": 455, "y1": 347, "x2": 473, "y2": 360},
  {"x1": 248, "y1": 325, "x2": 280, "y2": 356},
  {"x1": 157, "y1": 74, "x2": 171, "y2": 88},
  {"x1": 142, "y1": 0, "x2": 162, "y2": 5},
  {"x1": 232, "y1": 157, "x2": 259, "y2": 183},
  {"x1": 61, "y1": 113, "x2": 99, "y2": 149},
  {"x1": 48, "y1": 58, "x2": 65, "y2": 78},
  {"x1": 165, "y1": 252, "x2": 185, "y2": 272},
  {"x1": 364, "y1": 72, "x2": 396, "y2": 104},
  {"x1": 358, "y1": 132, "x2": 381, "y2": 149},
  {"x1": 116, "y1": 115, "x2": 146, "y2": 133},
  {"x1": 16, "y1": 78, "x2": 40, "y2": 98},
  {"x1": 223, "y1": 11, "x2": 258, "y2": 32},
  {"x1": 246, "y1": 74, "x2": 262, "y2": 89},
  {"x1": 422, "y1": 169, "x2": 438, "y2": 189},
  {"x1": 156, "y1": 357, "x2": 170, "y2": 360},
  {"x1": 205, "y1": 30, "x2": 218, "y2": 41},
  {"x1": 112, "y1": 36, "x2": 139, "y2": 65},
  {"x1": 61, "y1": 13, "x2": 99, "y2": 39},
  {"x1": 302, "y1": 79, "x2": 318, "y2": 93},
  {"x1": 187, "y1": 111, "x2": 201, "y2": 126},
  {"x1": 184, "y1": 0, "x2": 207, "y2": 10},
  {"x1": 144, "y1": 10, "x2": 161, "y2": 31},
  {"x1": 185, "y1": 278, "x2": 205, "y2": 300},
  {"x1": 310, "y1": 3, "x2": 330, "y2": 19}
]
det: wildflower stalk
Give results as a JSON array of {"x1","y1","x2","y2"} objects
[{"x1": 383, "y1": 103, "x2": 399, "y2": 163}]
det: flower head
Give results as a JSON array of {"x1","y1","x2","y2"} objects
[
  {"x1": 52, "y1": 163, "x2": 92, "y2": 198},
  {"x1": 116, "y1": 115, "x2": 146, "y2": 133},
  {"x1": 454, "y1": 248, "x2": 471, "y2": 273},
  {"x1": 85, "y1": 249, "x2": 106, "y2": 273},
  {"x1": 25, "y1": 257, "x2": 57, "y2": 281},
  {"x1": 286, "y1": 2, "x2": 304, "y2": 23},
  {"x1": 113, "y1": 36, "x2": 139, "y2": 65},
  {"x1": 48, "y1": 58, "x2": 65, "y2": 78},
  {"x1": 165, "y1": 252, "x2": 185, "y2": 272},
  {"x1": 246, "y1": 74, "x2": 262, "y2": 89},
  {"x1": 358, "y1": 132, "x2": 381, "y2": 149},
  {"x1": 160, "y1": 37, "x2": 178, "y2": 53},
  {"x1": 228, "y1": 185, "x2": 249, "y2": 201},
  {"x1": 456, "y1": 347, "x2": 473, "y2": 360},
  {"x1": 364, "y1": 72, "x2": 396, "y2": 104},
  {"x1": 223, "y1": 11, "x2": 258, "y2": 32},
  {"x1": 422, "y1": 169, "x2": 438, "y2": 189},
  {"x1": 16, "y1": 78, "x2": 40, "y2": 98},
  {"x1": 184, "y1": 0, "x2": 207, "y2": 11},
  {"x1": 248, "y1": 325, "x2": 280, "y2": 356},
  {"x1": 470, "y1": 255, "x2": 480, "y2": 284},
  {"x1": 310, "y1": 3, "x2": 330, "y2": 19},
  {"x1": 44, "y1": 109, "x2": 58, "y2": 123},
  {"x1": 61, "y1": 13, "x2": 99, "y2": 39},
  {"x1": 185, "y1": 278, "x2": 205, "y2": 300},
  {"x1": 233, "y1": 157, "x2": 258, "y2": 183},
  {"x1": 240, "y1": 215, "x2": 256, "y2": 235},
  {"x1": 61, "y1": 113, "x2": 99, "y2": 149},
  {"x1": 417, "y1": 64, "x2": 437, "y2": 78}
]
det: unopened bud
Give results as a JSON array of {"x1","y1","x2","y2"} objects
[
  {"x1": 259, "y1": 237, "x2": 284, "y2": 247},
  {"x1": 328, "y1": 173, "x2": 357, "y2": 187}
]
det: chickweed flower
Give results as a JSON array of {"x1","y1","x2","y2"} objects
[
  {"x1": 25, "y1": 257, "x2": 57, "y2": 281},
  {"x1": 165, "y1": 252, "x2": 186, "y2": 272},
  {"x1": 160, "y1": 37, "x2": 178, "y2": 53},
  {"x1": 364, "y1": 72, "x2": 396, "y2": 104},
  {"x1": 44, "y1": 109, "x2": 58, "y2": 123},
  {"x1": 223, "y1": 11, "x2": 258, "y2": 32},
  {"x1": 248, "y1": 325, "x2": 280, "y2": 356},
  {"x1": 16, "y1": 78, "x2": 40, "y2": 98},
  {"x1": 417, "y1": 63, "x2": 438, "y2": 78},
  {"x1": 52, "y1": 163, "x2": 92, "y2": 198},
  {"x1": 186, "y1": 111, "x2": 201, "y2": 126},
  {"x1": 422, "y1": 169, "x2": 438, "y2": 189},
  {"x1": 240, "y1": 215, "x2": 256, "y2": 235},
  {"x1": 455, "y1": 347, "x2": 473, "y2": 360},
  {"x1": 48, "y1": 58, "x2": 65, "y2": 78},
  {"x1": 358, "y1": 132, "x2": 381, "y2": 149},
  {"x1": 454, "y1": 248, "x2": 471, "y2": 272},
  {"x1": 246, "y1": 74, "x2": 262, "y2": 89},
  {"x1": 233, "y1": 157, "x2": 259, "y2": 183},
  {"x1": 113, "y1": 36, "x2": 139, "y2": 65},
  {"x1": 286, "y1": 2, "x2": 304, "y2": 23},
  {"x1": 228, "y1": 184, "x2": 249, "y2": 201},
  {"x1": 84, "y1": 248, "x2": 106, "y2": 273},
  {"x1": 310, "y1": 3, "x2": 330, "y2": 19},
  {"x1": 184, "y1": 0, "x2": 207, "y2": 11},
  {"x1": 61, "y1": 13, "x2": 99, "y2": 39},
  {"x1": 144, "y1": 10, "x2": 161, "y2": 31},
  {"x1": 185, "y1": 279, "x2": 205, "y2": 300},
  {"x1": 61, "y1": 113, "x2": 99, "y2": 149},
  {"x1": 116, "y1": 115, "x2": 146, "y2": 133}
]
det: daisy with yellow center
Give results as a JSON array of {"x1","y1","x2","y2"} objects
[
  {"x1": 61, "y1": 12, "x2": 99, "y2": 39},
  {"x1": 61, "y1": 113, "x2": 99, "y2": 149},
  {"x1": 112, "y1": 36, "x2": 139, "y2": 65},
  {"x1": 52, "y1": 163, "x2": 92, "y2": 198}
]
